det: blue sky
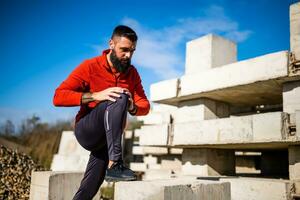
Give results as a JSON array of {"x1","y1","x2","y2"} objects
[{"x1": 0, "y1": 0, "x2": 298, "y2": 127}]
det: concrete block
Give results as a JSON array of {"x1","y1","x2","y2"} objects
[
  {"x1": 139, "y1": 124, "x2": 169, "y2": 146},
  {"x1": 290, "y1": 2, "x2": 300, "y2": 60},
  {"x1": 252, "y1": 111, "x2": 284, "y2": 140},
  {"x1": 173, "y1": 115, "x2": 253, "y2": 145},
  {"x1": 56, "y1": 131, "x2": 89, "y2": 156},
  {"x1": 51, "y1": 154, "x2": 89, "y2": 171},
  {"x1": 180, "y1": 51, "x2": 288, "y2": 98},
  {"x1": 169, "y1": 148, "x2": 183, "y2": 154},
  {"x1": 30, "y1": 171, "x2": 101, "y2": 200},
  {"x1": 114, "y1": 178, "x2": 230, "y2": 200},
  {"x1": 132, "y1": 146, "x2": 144, "y2": 155},
  {"x1": 161, "y1": 159, "x2": 182, "y2": 170},
  {"x1": 182, "y1": 149, "x2": 235, "y2": 176},
  {"x1": 134, "y1": 128, "x2": 142, "y2": 137},
  {"x1": 151, "y1": 104, "x2": 178, "y2": 113},
  {"x1": 148, "y1": 164, "x2": 162, "y2": 170},
  {"x1": 219, "y1": 177, "x2": 292, "y2": 200},
  {"x1": 137, "y1": 112, "x2": 171, "y2": 125},
  {"x1": 296, "y1": 110, "x2": 300, "y2": 138},
  {"x1": 124, "y1": 130, "x2": 133, "y2": 139},
  {"x1": 283, "y1": 81, "x2": 300, "y2": 114},
  {"x1": 130, "y1": 162, "x2": 147, "y2": 172},
  {"x1": 172, "y1": 99, "x2": 229, "y2": 123},
  {"x1": 143, "y1": 155, "x2": 158, "y2": 164},
  {"x1": 132, "y1": 146, "x2": 169, "y2": 155},
  {"x1": 50, "y1": 131, "x2": 90, "y2": 171},
  {"x1": 173, "y1": 112, "x2": 285, "y2": 146},
  {"x1": 185, "y1": 34, "x2": 237, "y2": 74},
  {"x1": 150, "y1": 78, "x2": 179, "y2": 102},
  {"x1": 289, "y1": 145, "x2": 300, "y2": 180},
  {"x1": 143, "y1": 147, "x2": 168, "y2": 155}
]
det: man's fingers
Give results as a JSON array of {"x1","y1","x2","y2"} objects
[
  {"x1": 109, "y1": 92, "x2": 121, "y2": 98},
  {"x1": 107, "y1": 96, "x2": 116, "y2": 102}
]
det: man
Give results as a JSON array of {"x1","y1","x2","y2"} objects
[{"x1": 53, "y1": 25, "x2": 150, "y2": 200}]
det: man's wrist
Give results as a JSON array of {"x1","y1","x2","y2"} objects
[
  {"x1": 81, "y1": 92, "x2": 94, "y2": 104},
  {"x1": 128, "y1": 104, "x2": 137, "y2": 115}
]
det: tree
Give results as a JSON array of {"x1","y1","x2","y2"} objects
[{"x1": 1, "y1": 120, "x2": 15, "y2": 136}]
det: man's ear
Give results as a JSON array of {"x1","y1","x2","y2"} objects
[{"x1": 109, "y1": 39, "x2": 115, "y2": 49}]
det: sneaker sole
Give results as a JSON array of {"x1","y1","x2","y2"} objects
[{"x1": 105, "y1": 176, "x2": 137, "y2": 182}]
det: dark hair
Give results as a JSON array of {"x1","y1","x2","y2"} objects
[{"x1": 111, "y1": 25, "x2": 138, "y2": 42}]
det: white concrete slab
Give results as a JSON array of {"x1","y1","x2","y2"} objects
[
  {"x1": 173, "y1": 112, "x2": 287, "y2": 146},
  {"x1": 130, "y1": 162, "x2": 147, "y2": 172},
  {"x1": 151, "y1": 51, "x2": 289, "y2": 106},
  {"x1": 50, "y1": 131, "x2": 90, "y2": 172},
  {"x1": 137, "y1": 112, "x2": 171, "y2": 125},
  {"x1": 290, "y1": 2, "x2": 300, "y2": 60},
  {"x1": 114, "y1": 178, "x2": 230, "y2": 200},
  {"x1": 296, "y1": 110, "x2": 300, "y2": 138},
  {"x1": 283, "y1": 81, "x2": 300, "y2": 114},
  {"x1": 150, "y1": 78, "x2": 179, "y2": 102},
  {"x1": 219, "y1": 177, "x2": 291, "y2": 200},
  {"x1": 30, "y1": 171, "x2": 101, "y2": 200},
  {"x1": 185, "y1": 34, "x2": 237, "y2": 74},
  {"x1": 139, "y1": 124, "x2": 169, "y2": 146},
  {"x1": 172, "y1": 98, "x2": 229, "y2": 122},
  {"x1": 57, "y1": 131, "x2": 90, "y2": 156},
  {"x1": 51, "y1": 155, "x2": 89, "y2": 171},
  {"x1": 181, "y1": 51, "x2": 289, "y2": 97}
]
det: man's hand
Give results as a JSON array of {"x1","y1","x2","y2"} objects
[
  {"x1": 122, "y1": 88, "x2": 135, "y2": 112},
  {"x1": 91, "y1": 87, "x2": 125, "y2": 102}
]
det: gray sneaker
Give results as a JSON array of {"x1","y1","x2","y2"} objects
[{"x1": 105, "y1": 160, "x2": 137, "y2": 182}]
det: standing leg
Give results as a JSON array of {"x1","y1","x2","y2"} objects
[
  {"x1": 73, "y1": 100, "x2": 109, "y2": 199},
  {"x1": 72, "y1": 146, "x2": 108, "y2": 200}
]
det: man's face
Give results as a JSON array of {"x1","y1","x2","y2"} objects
[{"x1": 109, "y1": 36, "x2": 136, "y2": 73}]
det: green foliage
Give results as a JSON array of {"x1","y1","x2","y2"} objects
[{"x1": 0, "y1": 115, "x2": 74, "y2": 169}]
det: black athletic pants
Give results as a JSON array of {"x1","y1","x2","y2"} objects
[{"x1": 72, "y1": 93, "x2": 128, "y2": 200}]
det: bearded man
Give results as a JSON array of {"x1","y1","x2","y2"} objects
[{"x1": 53, "y1": 25, "x2": 150, "y2": 200}]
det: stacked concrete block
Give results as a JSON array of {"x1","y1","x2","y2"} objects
[
  {"x1": 51, "y1": 131, "x2": 89, "y2": 171},
  {"x1": 290, "y1": 2, "x2": 300, "y2": 61},
  {"x1": 185, "y1": 34, "x2": 237, "y2": 75},
  {"x1": 182, "y1": 149, "x2": 235, "y2": 176},
  {"x1": 114, "y1": 178, "x2": 231, "y2": 200},
  {"x1": 30, "y1": 171, "x2": 101, "y2": 200},
  {"x1": 283, "y1": 81, "x2": 300, "y2": 114},
  {"x1": 131, "y1": 2, "x2": 300, "y2": 199}
]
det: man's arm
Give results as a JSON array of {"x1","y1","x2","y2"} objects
[
  {"x1": 131, "y1": 70, "x2": 150, "y2": 116},
  {"x1": 53, "y1": 61, "x2": 90, "y2": 107}
]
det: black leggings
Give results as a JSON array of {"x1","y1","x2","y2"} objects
[{"x1": 72, "y1": 93, "x2": 128, "y2": 200}]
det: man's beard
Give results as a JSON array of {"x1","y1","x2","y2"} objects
[{"x1": 110, "y1": 49, "x2": 131, "y2": 73}]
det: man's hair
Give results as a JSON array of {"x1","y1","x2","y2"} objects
[{"x1": 111, "y1": 25, "x2": 138, "y2": 42}]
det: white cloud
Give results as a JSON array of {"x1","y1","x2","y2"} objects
[{"x1": 93, "y1": 5, "x2": 252, "y2": 80}]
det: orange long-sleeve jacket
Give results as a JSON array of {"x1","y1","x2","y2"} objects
[{"x1": 53, "y1": 49, "x2": 150, "y2": 123}]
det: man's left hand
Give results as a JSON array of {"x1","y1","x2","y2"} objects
[{"x1": 122, "y1": 88, "x2": 135, "y2": 111}]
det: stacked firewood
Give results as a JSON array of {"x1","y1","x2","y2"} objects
[{"x1": 0, "y1": 145, "x2": 45, "y2": 200}]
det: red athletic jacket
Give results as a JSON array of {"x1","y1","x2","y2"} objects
[{"x1": 53, "y1": 49, "x2": 150, "y2": 123}]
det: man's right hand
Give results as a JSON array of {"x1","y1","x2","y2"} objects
[{"x1": 91, "y1": 87, "x2": 125, "y2": 102}]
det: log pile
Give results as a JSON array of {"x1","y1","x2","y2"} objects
[{"x1": 0, "y1": 145, "x2": 45, "y2": 200}]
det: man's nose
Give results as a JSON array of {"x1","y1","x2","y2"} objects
[{"x1": 124, "y1": 52, "x2": 132, "y2": 58}]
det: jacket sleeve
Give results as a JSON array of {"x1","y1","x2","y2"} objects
[
  {"x1": 53, "y1": 60, "x2": 90, "y2": 107},
  {"x1": 132, "y1": 70, "x2": 150, "y2": 116}
]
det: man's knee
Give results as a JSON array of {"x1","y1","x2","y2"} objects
[{"x1": 116, "y1": 93, "x2": 128, "y2": 105}]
